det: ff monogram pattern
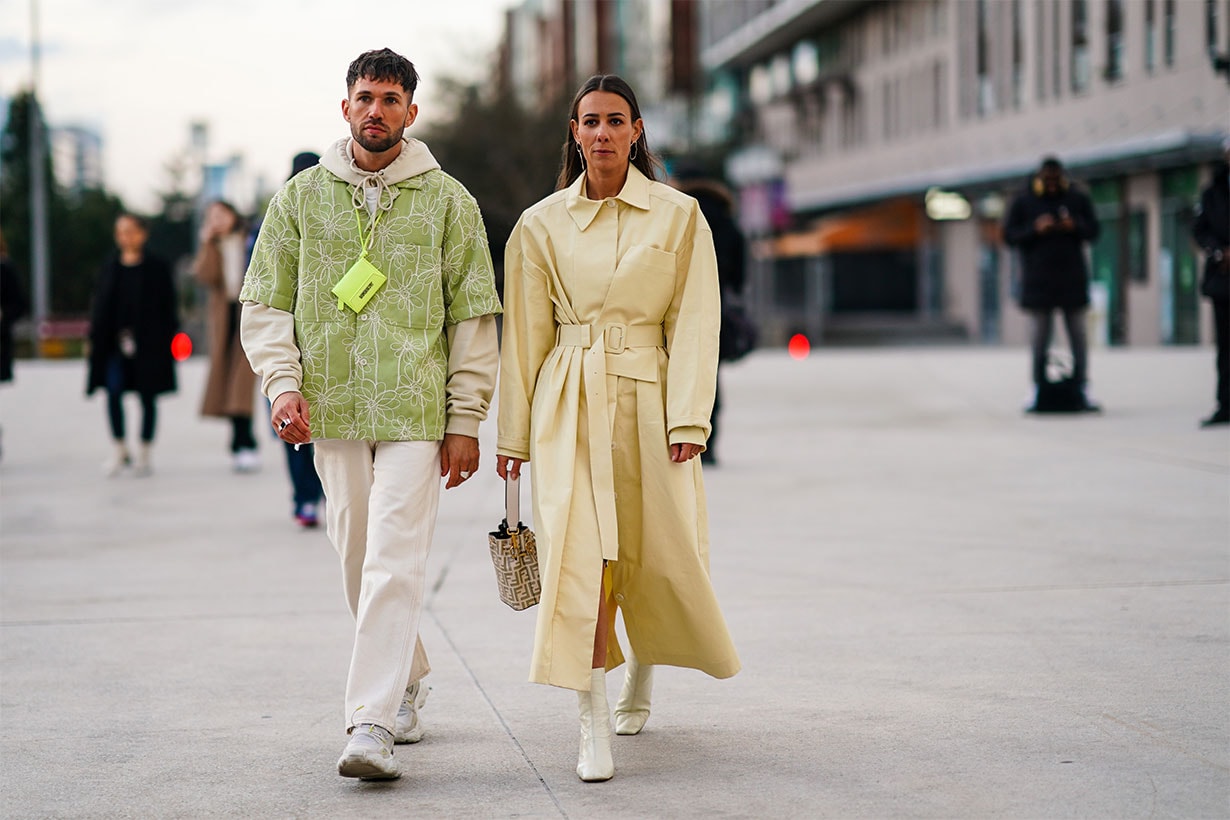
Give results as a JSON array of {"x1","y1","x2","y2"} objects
[
  {"x1": 241, "y1": 165, "x2": 502, "y2": 441},
  {"x1": 488, "y1": 524, "x2": 541, "y2": 611}
]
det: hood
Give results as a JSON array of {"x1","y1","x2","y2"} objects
[{"x1": 320, "y1": 136, "x2": 441, "y2": 211}]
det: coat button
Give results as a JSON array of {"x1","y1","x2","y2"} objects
[
  {"x1": 606, "y1": 200, "x2": 615, "y2": 208},
  {"x1": 614, "y1": 593, "x2": 625, "y2": 602}
]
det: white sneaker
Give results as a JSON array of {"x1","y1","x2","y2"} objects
[
  {"x1": 133, "y1": 444, "x2": 153, "y2": 478},
  {"x1": 394, "y1": 680, "x2": 429, "y2": 743},
  {"x1": 104, "y1": 442, "x2": 131, "y2": 477},
  {"x1": 232, "y1": 449, "x2": 260, "y2": 473},
  {"x1": 337, "y1": 723, "x2": 399, "y2": 780}
]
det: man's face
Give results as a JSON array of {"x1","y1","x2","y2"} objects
[
  {"x1": 342, "y1": 77, "x2": 417, "y2": 154},
  {"x1": 1039, "y1": 167, "x2": 1063, "y2": 195}
]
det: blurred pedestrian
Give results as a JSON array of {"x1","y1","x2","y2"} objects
[
  {"x1": 1192, "y1": 142, "x2": 1230, "y2": 427},
  {"x1": 1003, "y1": 157, "x2": 1101, "y2": 411},
  {"x1": 496, "y1": 74, "x2": 741, "y2": 784},
  {"x1": 240, "y1": 48, "x2": 501, "y2": 781},
  {"x1": 672, "y1": 164, "x2": 747, "y2": 466},
  {"x1": 248, "y1": 152, "x2": 326, "y2": 526},
  {"x1": 0, "y1": 229, "x2": 29, "y2": 462},
  {"x1": 85, "y1": 214, "x2": 179, "y2": 477},
  {"x1": 194, "y1": 200, "x2": 261, "y2": 472},
  {"x1": 0, "y1": 229, "x2": 28, "y2": 385}
]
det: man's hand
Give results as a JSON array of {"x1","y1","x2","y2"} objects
[
  {"x1": 271, "y1": 392, "x2": 311, "y2": 445},
  {"x1": 496, "y1": 455, "x2": 526, "y2": 481},
  {"x1": 1034, "y1": 213, "x2": 1056, "y2": 234},
  {"x1": 441, "y1": 433, "x2": 479, "y2": 489}
]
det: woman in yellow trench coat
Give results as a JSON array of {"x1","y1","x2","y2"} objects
[{"x1": 496, "y1": 75, "x2": 740, "y2": 783}]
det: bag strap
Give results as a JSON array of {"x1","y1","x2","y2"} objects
[{"x1": 505, "y1": 476, "x2": 521, "y2": 529}]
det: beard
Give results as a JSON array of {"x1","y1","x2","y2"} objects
[{"x1": 352, "y1": 121, "x2": 403, "y2": 154}]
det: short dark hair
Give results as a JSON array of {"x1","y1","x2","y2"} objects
[
  {"x1": 346, "y1": 49, "x2": 419, "y2": 99},
  {"x1": 1039, "y1": 156, "x2": 1064, "y2": 174},
  {"x1": 116, "y1": 212, "x2": 149, "y2": 232}
]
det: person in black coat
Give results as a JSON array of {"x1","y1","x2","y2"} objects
[
  {"x1": 675, "y1": 166, "x2": 747, "y2": 465},
  {"x1": 0, "y1": 229, "x2": 29, "y2": 385},
  {"x1": 0, "y1": 229, "x2": 29, "y2": 463},
  {"x1": 1192, "y1": 150, "x2": 1230, "y2": 427},
  {"x1": 1003, "y1": 157, "x2": 1101, "y2": 411},
  {"x1": 86, "y1": 213, "x2": 179, "y2": 476}
]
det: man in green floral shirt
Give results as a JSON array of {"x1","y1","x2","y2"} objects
[{"x1": 240, "y1": 49, "x2": 501, "y2": 781}]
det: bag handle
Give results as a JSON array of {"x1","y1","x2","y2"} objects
[{"x1": 505, "y1": 476, "x2": 521, "y2": 530}]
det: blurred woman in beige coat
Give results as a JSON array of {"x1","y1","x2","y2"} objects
[
  {"x1": 496, "y1": 75, "x2": 740, "y2": 783},
  {"x1": 194, "y1": 200, "x2": 260, "y2": 472}
]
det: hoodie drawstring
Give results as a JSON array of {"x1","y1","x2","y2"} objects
[{"x1": 347, "y1": 155, "x2": 398, "y2": 218}]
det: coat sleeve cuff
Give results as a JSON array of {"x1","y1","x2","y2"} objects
[
  {"x1": 668, "y1": 426, "x2": 707, "y2": 448},
  {"x1": 496, "y1": 437, "x2": 531, "y2": 461}
]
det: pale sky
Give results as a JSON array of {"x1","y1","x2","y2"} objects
[{"x1": 0, "y1": 0, "x2": 514, "y2": 212}]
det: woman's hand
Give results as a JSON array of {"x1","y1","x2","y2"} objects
[
  {"x1": 670, "y1": 443, "x2": 703, "y2": 463},
  {"x1": 496, "y1": 455, "x2": 526, "y2": 481}
]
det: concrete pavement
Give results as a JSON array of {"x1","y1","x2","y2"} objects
[{"x1": 1, "y1": 346, "x2": 1227, "y2": 818}]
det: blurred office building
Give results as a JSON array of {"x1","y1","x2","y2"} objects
[
  {"x1": 50, "y1": 125, "x2": 105, "y2": 195},
  {"x1": 699, "y1": 0, "x2": 1229, "y2": 347}
]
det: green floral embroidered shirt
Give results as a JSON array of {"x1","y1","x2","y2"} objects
[{"x1": 241, "y1": 165, "x2": 502, "y2": 441}]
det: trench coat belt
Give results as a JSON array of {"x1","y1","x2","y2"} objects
[{"x1": 555, "y1": 322, "x2": 665, "y2": 562}]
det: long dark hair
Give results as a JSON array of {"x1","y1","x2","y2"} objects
[{"x1": 555, "y1": 74, "x2": 664, "y2": 191}]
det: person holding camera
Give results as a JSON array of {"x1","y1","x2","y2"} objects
[{"x1": 1003, "y1": 156, "x2": 1101, "y2": 411}]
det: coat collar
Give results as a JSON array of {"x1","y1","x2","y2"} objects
[{"x1": 565, "y1": 165, "x2": 653, "y2": 231}]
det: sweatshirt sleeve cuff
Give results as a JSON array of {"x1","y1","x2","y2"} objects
[
  {"x1": 267, "y1": 377, "x2": 301, "y2": 403},
  {"x1": 445, "y1": 415, "x2": 481, "y2": 438},
  {"x1": 668, "y1": 426, "x2": 707, "y2": 448}
]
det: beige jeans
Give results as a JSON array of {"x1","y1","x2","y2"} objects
[{"x1": 314, "y1": 439, "x2": 441, "y2": 732}]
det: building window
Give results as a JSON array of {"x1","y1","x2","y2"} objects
[
  {"x1": 934, "y1": 59, "x2": 945, "y2": 127},
  {"x1": 770, "y1": 53, "x2": 793, "y2": 97},
  {"x1": 1207, "y1": 0, "x2": 1220, "y2": 52},
  {"x1": 1072, "y1": 0, "x2": 1091, "y2": 92},
  {"x1": 749, "y1": 64, "x2": 772, "y2": 105},
  {"x1": 883, "y1": 78, "x2": 892, "y2": 140},
  {"x1": 1053, "y1": 0, "x2": 1063, "y2": 96},
  {"x1": 1145, "y1": 0, "x2": 1157, "y2": 72},
  {"x1": 1012, "y1": 0, "x2": 1025, "y2": 107},
  {"x1": 1164, "y1": 0, "x2": 1176, "y2": 66},
  {"x1": 793, "y1": 41, "x2": 820, "y2": 86},
  {"x1": 977, "y1": 0, "x2": 996, "y2": 115},
  {"x1": 1106, "y1": 0, "x2": 1125, "y2": 81},
  {"x1": 1037, "y1": 0, "x2": 1048, "y2": 100}
]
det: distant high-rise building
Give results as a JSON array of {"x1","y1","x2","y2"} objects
[{"x1": 50, "y1": 125, "x2": 104, "y2": 193}]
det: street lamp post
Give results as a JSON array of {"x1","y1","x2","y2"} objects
[{"x1": 28, "y1": 0, "x2": 51, "y2": 356}]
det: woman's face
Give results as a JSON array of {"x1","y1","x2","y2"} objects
[
  {"x1": 571, "y1": 90, "x2": 643, "y2": 177},
  {"x1": 114, "y1": 216, "x2": 148, "y2": 256},
  {"x1": 207, "y1": 202, "x2": 238, "y2": 235}
]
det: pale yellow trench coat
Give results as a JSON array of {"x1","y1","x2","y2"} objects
[{"x1": 497, "y1": 167, "x2": 741, "y2": 691}]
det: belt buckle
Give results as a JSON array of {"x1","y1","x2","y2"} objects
[{"x1": 605, "y1": 323, "x2": 627, "y2": 354}]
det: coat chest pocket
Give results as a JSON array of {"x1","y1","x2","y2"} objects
[
  {"x1": 616, "y1": 245, "x2": 676, "y2": 312},
  {"x1": 619, "y1": 244, "x2": 675, "y2": 277}
]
